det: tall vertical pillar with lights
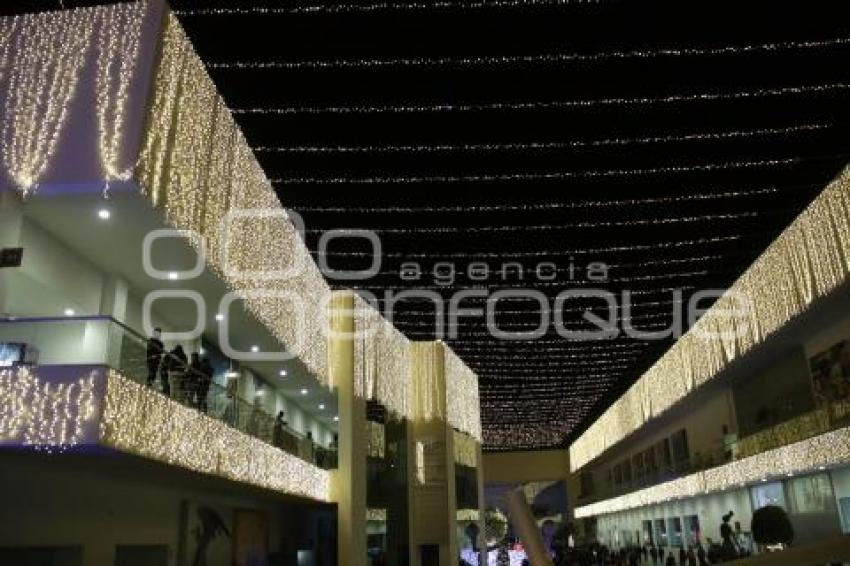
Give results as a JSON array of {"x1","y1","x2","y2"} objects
[
  {"x1": 409, "y1": 341, "x2": 459, "y2": 565},
  {"x1": 329, "y1": 291, "x2": 367, "y2": 566}
]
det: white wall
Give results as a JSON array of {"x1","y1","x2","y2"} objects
[{"x1": 3, "y1": 213, "x2": 104, "y2": 318}]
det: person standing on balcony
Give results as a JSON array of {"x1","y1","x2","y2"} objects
[
  {"x1": 273, "y1": 411, "x2": 287, "y2": 449},
  {"x1": 189, "y1": 352, "x2": 202, "y2": 408},
  {"x1": 304, "y1": 431, "x2": 315, "y2": 463},
  {"x1": 224, "y1": 375, "x2": 238, "y2": 426},
  {"x1": 198, "y1": 357, "x2": 213, "y2": 413},
  {"x1": 165, "y1": 345, "x2": 188, "y2": 403},
  {"x1": 146, "y1": 328, "x2": 163, "y2": 389}
]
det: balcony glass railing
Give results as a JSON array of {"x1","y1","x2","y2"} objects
[{"x1": 0, "y1": 315, "x2": 337, "y2": 469}]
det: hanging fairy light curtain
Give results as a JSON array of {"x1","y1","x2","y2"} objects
[
  {"x1": 444, "y1": 347, "x2": 482, "y2": 442},
  {"x1": 134, "y1": 12, "x2": 331, "y2": 384},
  {"x1": 411, "y1": 342, "x2": 445, "y2": 422},
  {"x1": 94, "y1": 1, "x2": 147, "y2": 185},
  {"x1": 1, "y1": 9, "x2": 94, "y2": 193},
  {"x1": 570, "y1": 165, "x2": 850, "y2": 472},
  {"x1": 0, "y1": 16, "x2": 17, "y2": 86},
  {"x1": 354, "y1": 295, "x2": 411, "y2": 418}
]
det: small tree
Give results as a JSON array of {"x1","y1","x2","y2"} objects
[{"x1": 752, "y1": 505, "x2": 794, "y2": 547}]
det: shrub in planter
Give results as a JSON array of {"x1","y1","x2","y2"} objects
[{"x1": 752, "y1": 505, "x2": 794, "y2": 547}]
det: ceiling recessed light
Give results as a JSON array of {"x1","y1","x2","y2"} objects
[
  {"x1": 256, "y1": 389, "x2": 265, "y2": 397},
  {"x1": 300, "y1": 388, "x2": 308, "y2": 395},
  {"x1": 63, "y1": 308, "x2": 75, "y2": 316},
  {"x1": 250, "y1": 345, "x2": 260, "y2": 353},
  {"x1": 333, "y1": 415, "x2": 339, "y2": 422},
  {"x1": 97, "y1": 208, "x2": 111, "y2": 220},
  {"x1": 318, "y1": 404, "x2": 325, "y2": 410},
  {"x1": 168, "y1": 272, "x2": 178, "y2": 280},
  {"x1": 279, "y1": 369, "x2": 288, "y2": 377},
  {"x1": 215, "y1": 313, "x2": 225, "y2": 321}
]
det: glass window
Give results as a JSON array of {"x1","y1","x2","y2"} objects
[
  {"x1": 667, "y1": 517, "x2": 683, "y2": 547},
  {"x1": 787, "y1": 473, "x2": 836, "y2": 514},
  {"x1": 684, "y1": 515, "x2": 701, "y2": 546},
  {"x1": 654, "y1": 519, "x2": 667, "y2": 546},
  {"x1": 642, "y1": 520, "x2": 653, "y2": 545},
  {"x1": 750, "y1": 481, "x2": 787, "y2": 510}
]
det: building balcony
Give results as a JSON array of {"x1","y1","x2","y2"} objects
[{"x1": 0, "y1": 315, "x2": 334, "y2": 501}]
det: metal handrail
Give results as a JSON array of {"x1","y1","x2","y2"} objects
[{"x1": 0, "y1": 314, "x2": 338, "y2": 469}]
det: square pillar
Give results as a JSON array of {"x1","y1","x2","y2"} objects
[{"x1": 329, "y1": 291, "x2": 367, "y2": 566}]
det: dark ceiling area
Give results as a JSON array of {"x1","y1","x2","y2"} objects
[{"x1": 7, "y1": 0, "x2": 850, "y2": 451}]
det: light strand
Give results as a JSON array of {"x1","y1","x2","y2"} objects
[
  {"x1": 305, "y1": 212, "x2": 758, "y2": 233},
  {"x1": 271, "y1": 157, "x2": 802, "y2": 184},
  {"x1": 233, "y1": 83, "x2": 850, "y2": 115},
  {"x1": 293, "y1": 187, "x2": 802, "y2": 213},
  {"x1": 208, "y1": 38, "x2": 850, "y2": 70},
  {"x1": 0, "y1": 16, "x2": 17, "y2": 85},
  {"x1": 255, "y1": 124, "x2": 830, "y2": 154},
  {"x1": 312, "y1": 235, "x2": 741, "y2": 257},
  {"x1": 1, "y1": 8, "x2": 94, "y2": 193},
  {"x1": 0, "y1": 367, "x2": 98, "y2": 451},
  {"x1": 391, "y1": 298, "x2": 684, "y2": 315},
  {"x1": 94, "y1": 1, "x2": 146, "y2": 184},
  {"x1": 176, "y1": 0, "x2": 603, "y2": 17}
]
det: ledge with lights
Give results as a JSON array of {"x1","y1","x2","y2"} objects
[
  {"x1": 570, "y1": 165, "x2": 850, "y2": 472},
  {"x1": 0, "y1": 2, "x2": 483, "y2": 451},
  {"x1": 0, "y1": 365, "x2": 331, "y2": 502},
  {"x1": 574, "y1": 423, "x2": 850, "y2": 518}
]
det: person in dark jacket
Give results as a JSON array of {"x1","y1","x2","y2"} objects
[
  {"x1": 273, "y1": 411, "x2": 287, "y2": 448},
  {"x1": 188, "y1": 352, "x2": 202, "y2": 408},
  {"x1": 165, "y1": 345, "x2": 187, "y2": 402},
  {"x1": 679, "y1": 547, "x2": 686, "y2": 566},
  {"x1": 198, "y1": 357, "x2": 213, "y2": 413},
  {"x1": 146, "y1": 328, "x2": 163, "y2": 388}
]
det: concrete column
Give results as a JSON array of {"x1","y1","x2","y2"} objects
[
  {"x1": 99, "y1": 274, "x2": 130, "y2": 367},
  {"x1": 410, "y1": 342, "x2": 458, "y2": 566},
  {"x1": 329, "y1": 291, "x2": 367, "y2": 566},
  {"x1": 99, "y1": 274, "x2": 129, "y2": 323},
  {"x1": 476, "y1": 444, "x2": 486, "y2": 566},
  {"x1": 0, "y1": 189, "x2": 24, "y2": 315}
]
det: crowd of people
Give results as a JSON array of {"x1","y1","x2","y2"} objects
[
  {"x1": 145, "y1": 327, "x2": 213, "y2": 411},
  {"x1": 551, "y1": 541, "x2": 750, "y2": 566},
  {"x1": 144, "y1": 327, "x2": 339, "y2": 469}
]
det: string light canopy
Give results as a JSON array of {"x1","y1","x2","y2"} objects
[{"x1": 6, "y1": 0, "x2": 850, "y2": 451}]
